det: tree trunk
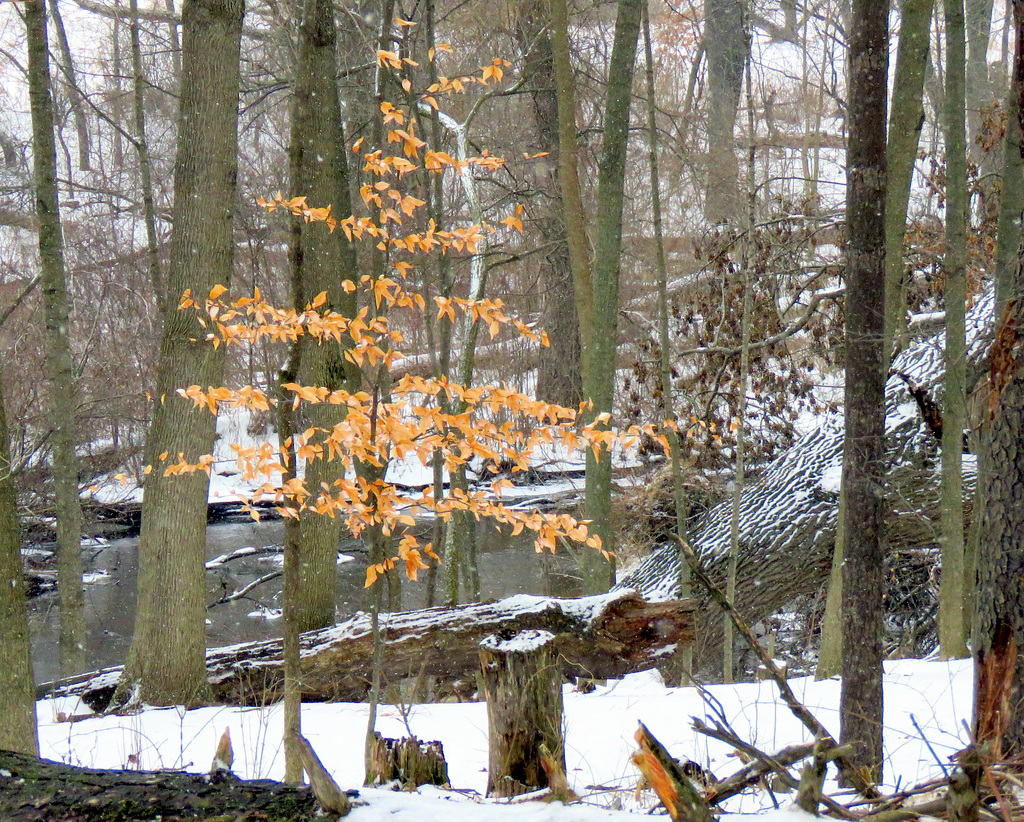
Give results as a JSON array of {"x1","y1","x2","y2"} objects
[
  {"x1": 25, "y1": 0, "x2": 86, "y2": 678},
  {"x1": 704, "y1": 0, "x2": 748, "y2": 224},
  {"x1": 516, "y1": 0, "x2": 583, "y2": 409},
  {"x1": 940, "y1": 0, "x2": 970, "y2": 659},
  {"x1": 480, "y1": 631, "x2": 565, "y2": 798},
  {"x1": 112, "y1": 0, "x2": 243, "y2": 710},
  {"x1": 994, "y1": 4, "x2": 1024, "y2": 316},
  {"x1": 974, "y1": 0, "x2": 1024, "y2": 760},
  {"x1": 0, "y1": 374, "x2": 38, "y2": 756},
  {"x1": 643, "y1": 0, "x2": 692, "y2": 679},
  {"x1": 551, "y1": 0, "x2": 594, "y2": 361},
  {"x1": 582, "y1": 0, "x2": 643, "y2": 593},
  {"x1": 840, "y1": 0, "x2": 889, "y2": 783},
  {"x1": 288, "y1": 0, "x2": 360, "y2": 635},
  {"x1": 52, "y1": 592, "x2": 695, "y2": 711},
  {"x1": 883, "y1": 0, "x2": 936, "y2": 359}
]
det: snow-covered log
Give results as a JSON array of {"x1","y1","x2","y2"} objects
[
  {"x1": 617, "y1": 293, "x2": 995, "y2": 668},
  {"x1": 44, "y1": 591, "x2": 694, "y2": 712}
]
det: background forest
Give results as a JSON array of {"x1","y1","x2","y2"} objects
[{"x1": 1, "y1": 0, "x2": 1023, "y2": 816}]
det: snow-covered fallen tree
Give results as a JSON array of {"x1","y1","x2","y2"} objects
[
  {"x1": 43, "y1": 591, "x2": 694, "y2": 712},
  {"x1": 617, "y1": 292, "x2": 995, "y2": 669}
]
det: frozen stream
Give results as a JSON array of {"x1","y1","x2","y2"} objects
[{"x1": 27, "y1": 519, "x2": 581, "y2": 683}]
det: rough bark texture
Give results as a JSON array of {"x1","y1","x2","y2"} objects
[
  {"x1": 839, "y1": 0, "x2": 889, "y2": 783},
  {"x1": 49, "y1": 592, "x2": 695, "y2": 711},
  {"x1": 704, "y1": 0, "x2": 748, "y2": 224},
  {"x1": 516, "y1": 1, "x2": 583, "y2": 409},
  {"x1": 480, "y1": 632, "x2": 564, "y2": 798},
  {"x1": 940, "y1": 0, "x2": 970, "y2": 659},
  {"x1": 0, "y1": 376, "x2": 38, "y2": 756},
  {"x1": 973, "y1": 0, "x2": 1024, "y2": 762},
  {"x1": 287, "y1": 0, "x2": 360, "y2": 635},
  {"x1": 113, "y1": 0, "x2": 243, "y2": 709},
  {"x1": 0, "y1": 749, "x2": 323, "y2": 821},
  {"x1": 583, "y1": 0, "x2": 643, "y2": 592},
  {"x1": 25, "y1": 0, "x2": 86, "y2": 678},
  {"x1": 995, "y1": 1, "x2": 1024, "y2": 316}
]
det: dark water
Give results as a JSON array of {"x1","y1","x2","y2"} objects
[{"x1": 27, "y1": 519, "x2": 581, "y2": 683}]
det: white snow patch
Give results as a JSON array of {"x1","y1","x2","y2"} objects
[{"x1": 480, "y1": 630, "x2": 555, "y2": 653}]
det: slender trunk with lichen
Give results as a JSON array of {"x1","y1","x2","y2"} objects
[
  {"x1": 581, "y1": 0, "x2": 643, "y2": 594},
  {"x1": 883, "y1": 0, "x2": 935, "y2": 359},
  {"x1": 0, "y1": 374, "x2": 38, "y2": 756},
  {"x1": 551, "y1": 0, "x2": 593, "y2": 364},
  {"x1": 642, "y1": 0, "x2": 692, "y2": 679},
  {"x1": 288, "y1": 0, "x2": 360, "y2": 636},
  {"x1": 129, "y1": 0, "x2": 165, "y2": 315},
  {"x1": 26, "y1": 0, "x2": 85, "y2": 679},
  {"x1": 112, "y1": 0, "x2": 243, "y2": 710},
  {"x1": 725, "y1": 47, "x2": 755, "y2": 685},
  {"x1": 839, "y1": 0, "x2": 889, "y2": 784},
  {"x1": 821, "y1": 0, "x2": 934, "y2": 682},
  {"x1": 940, "y1": 0, "x2": 970, "y2": 660}
]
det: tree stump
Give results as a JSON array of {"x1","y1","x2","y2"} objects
[
  {"x1": 366, "y1": 733, "x2": 449, "y2": 788},
  {"x1": 479, "y1": 629, "x2": 565, "y2": 798}
]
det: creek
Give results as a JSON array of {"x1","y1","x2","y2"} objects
[{"x1": 26, "y1": 518, "x2": 582, "y2": 683}]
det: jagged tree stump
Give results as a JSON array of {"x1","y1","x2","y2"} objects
[
  {"x1": 366, "y1": 733, "x2": 449, "y2": 788},
  {"x1": 479, "y1": 629, "x2": 565, "y2": 798}
]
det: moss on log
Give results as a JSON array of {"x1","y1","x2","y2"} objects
[{"x1": 0, "y1": 749, "x2": 325, "y2": 821}]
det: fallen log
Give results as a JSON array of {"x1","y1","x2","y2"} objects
[
  {"x1": 43, "y1": 590, "x2": 694, "y2": 712},
  {"x1": 0, "y1": 748, "x2": 325, "y2": 821},
  {"x1": 617, "y1": 292, "x2": 996, "y2": 670}
]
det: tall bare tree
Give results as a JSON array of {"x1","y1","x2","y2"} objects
[
  {"x1": 974, "y1": 0, "x2": 1024, "y2": 762},
  {"x1": 840, "y1": 0, "x2": 889, "y2": 784},
  {"x1": 113, "y1": 0, "x2": 244, "y2": 709},
  {"x1": 940, "y1": 0, "x2": 970, "y2": 659},
  {"x1": 25, "y1": 0, "x2": 85, "y2": 677},
  {"x1": 581, "y1": 0, "x2": 644, "y2": 593}
]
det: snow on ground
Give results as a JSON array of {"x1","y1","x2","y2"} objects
[{"x1": 37, "y1": 659, "x2": 972, "y2": 821}]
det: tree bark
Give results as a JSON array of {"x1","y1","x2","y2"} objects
[
  {"x1": 25, "y1": 0, "x2": 86, "y2": 678},
  {"x1": 704, "y1": 0, "x2": 748, "y2": 224},
  {"x1": 480, "y1": 631, "x2": 565, "y2": 798},
  {"x1": 940, "y1": 0, "x2": 970, "y2": 659},
  {"x1": 883, "y1": 0, "x2": 936, "y2": 359},
  {"x1": 112, "y1": 0, "x2": 243, "y2": 710},
  {"x1": 840, "y1": 0, "x2": 889, "y2": 783},
  {"x1": 551, "y1": 0, "x2": 594, "y2": 361},
  {"x1": 287, "y1": 0, "x2": 360, "y2": 635},
  {"x1": 516, "y1": 0, "x2": 583, "y2": 409},
  {"x1": 974, "y1": 0, "x2": 1024, "y2": 761},
  {"x1": 0, "y1": 374, "x2": 38, "y2": 756},
  {"x1": 582, "y1": 0, "x2": 643, "y2": 593},
  {"x1": 50, "y1": 592, "x2": 695, "y2": 711}
]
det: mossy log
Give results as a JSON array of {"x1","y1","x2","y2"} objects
[
  {"x1": 0, "y1": 748, "x2": 325, "y2": 821},
  {"x1": 43, "y1": 591, "x2": 694, "y2": 712}
]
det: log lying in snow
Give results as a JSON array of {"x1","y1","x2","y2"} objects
[
  {"x1": 0, "y1": 748, "x2": 324, "y2": 821},
  {"x1": 44, "y1": 590, "x2": 694, "y2": 712},
  {"x1": 617, "y1": 292, "x2": 995, "y2": 669}
]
